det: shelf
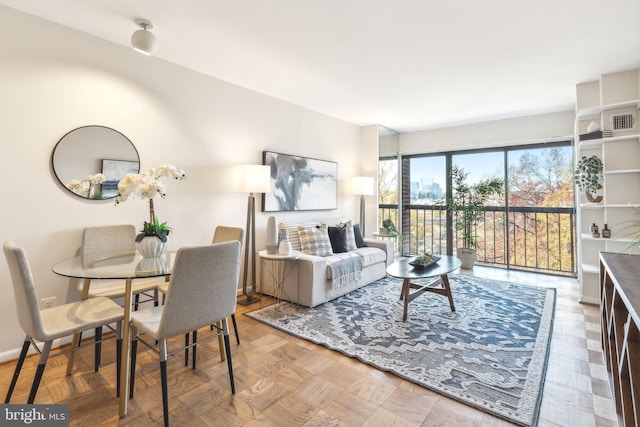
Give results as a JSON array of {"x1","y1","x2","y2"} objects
[
  {"x1": 605, "y1": 169, "x2": 640, "y2": 175},
  {"x1": 577, "y1": 99, "x2": 640, "y2": 119},
  {"x1": 578, "y1": 133, "x2": 640, "y2": 148},
  {"x1": 582, "y1": 263, "x2": 599, "y2": 274}
]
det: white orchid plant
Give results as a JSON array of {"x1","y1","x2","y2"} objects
[
  {"x1": 115, "y1": 164, "x2": 186, "y2": 242},
  {"x1": 66, "y1": 173, "x2": 106, "y2": 199}
]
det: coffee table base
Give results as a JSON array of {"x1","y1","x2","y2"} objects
[{"x1": 400, "y1": 274, "x2": 455, "y2": 321}]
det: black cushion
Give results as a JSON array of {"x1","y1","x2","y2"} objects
[
  {"x1": 353, "y1": 223, "x2": 367, "y2": 248},
  {"x1": 328, "y1": 225, "x2": 348, "y2": 253}
]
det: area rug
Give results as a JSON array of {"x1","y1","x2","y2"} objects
[{"x1": 245, "y1": 274, "x2": 555, "y2": 426}]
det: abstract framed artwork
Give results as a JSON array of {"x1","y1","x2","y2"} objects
[
  {"x1": 101, "y1": 159, "x2": 139, "y2": 199},
  {"x1": 262, "y1": 151, "x2": 337, "y2": 212}
]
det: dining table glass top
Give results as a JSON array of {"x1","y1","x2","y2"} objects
[{"x1": 52, "y1": 250, "x2": 177, "y2": 280}]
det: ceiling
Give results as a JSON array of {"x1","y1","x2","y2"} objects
[{"x1": 2, "y1": 0, "x2": 640, "y2": 132}]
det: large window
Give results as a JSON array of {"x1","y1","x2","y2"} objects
[{"x1": 380, "y1": 141, "x2": 576, "y2": 275}]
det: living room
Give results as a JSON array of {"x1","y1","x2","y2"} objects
[{"x1": 0, "y1": 2, "x2": 638, "y2": 426}]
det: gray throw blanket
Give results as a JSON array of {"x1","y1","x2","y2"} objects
[{"x1": 328, "y1": 256, "x2": 362, "y2": 289}]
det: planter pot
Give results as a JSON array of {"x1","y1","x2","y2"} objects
[
  {"x1": 457, "y1": 247, "x2": 476, "y2": 269},
  {"x1": 586, "y1": 184, "x2": 603, "y2": 203},
  {"x1": 137, "y1": 236, "x2": 168, "y2": 258}
]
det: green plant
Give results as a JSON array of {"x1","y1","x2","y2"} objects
[
  {"x1": 620, "y1": 207, "x2": 640, "y2": 252},
  {"x1": 448, "y1": 165, "x2": 504, "y2": 249},
  {"x1": 382, "y1": 218, "x2": 402, "y2": 240},
  {"x1": 136, "y1": 216, "x2": 172, "y2": 242},
  {"x1": 574, "y1": 155, "x2": 603, "y2": 194}
]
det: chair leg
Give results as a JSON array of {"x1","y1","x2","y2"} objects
[
  {"x1": 231, "y1": 314, "x2": 240, "y2": 345},
  {"x1": 116, "y1": 321, "x2": 122, "y2": 398},
  {"x1": 134, "y1": 293, "x2": 140, "y2": 311},
  {"x1": 154, "y1": 288, "x2": 159, "y2": 307},
  {"x1": 192, "y1": 330, "x2": 197, "y2": 369},
  {"x1": 28, "y1": 341, "x2": 52, "y2": 404},
  {"x1": 95, "y1": 327, "x2": 102, "y2": 372},
  {"x1": 159, "y1": 339, "x2": 169, "y2": 427},
  {"x1": 130, "y1": 329, "x2": 138, "y2": 400},
  {"x1": 184, "y1": 333, "x2": 189, "y2": 367},
  {"x1": 5, "y1": 337, "x2": 30, "y2": 403},
  {"x1": 160, "y1": 359, "x2": 169, "y2": 427},
  {"x1": 223, "y1": 334, "x2": 235, "y2": 394}
]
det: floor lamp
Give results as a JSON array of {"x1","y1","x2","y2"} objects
[
  {"x1": 352, "y1": 176, "x2": 374, "y2": 236},
  {"x1": 233, "y1": 164, "x2": 271, "y2": 306}
]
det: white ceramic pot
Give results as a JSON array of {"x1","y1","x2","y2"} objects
[
  {"x1": 457, "y1": 247, "x2": 476, "y2": 269},
  {"x1": 137, "y1": 236, "x2": 168, "y2": 258},
  {"x1": 278, "y1": 240, "x2": 292, "y2": 255}
]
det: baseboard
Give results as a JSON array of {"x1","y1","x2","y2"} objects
[{"x1": 0, "y1": 336, "x2": 76, "y2": 364}]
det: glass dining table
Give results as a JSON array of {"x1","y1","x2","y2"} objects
[{"x1": 52, "y1": 250, "x2": 176, "y2": 418}]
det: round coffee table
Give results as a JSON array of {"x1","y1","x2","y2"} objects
[{"x1": 386, "y1": 255, "x2": 461, "y2": 321}]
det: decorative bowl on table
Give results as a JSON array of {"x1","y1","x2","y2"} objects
[{"x1": 409, "y1": 254, "x2": 441, "y2": 269}]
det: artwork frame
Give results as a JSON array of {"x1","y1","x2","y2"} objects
[
  {"x1": 262, "y1": 151, "x2": 337, "y2": 212},
  {"x1": 101, "y1": 159, "x2": 139, "y2": 199}
]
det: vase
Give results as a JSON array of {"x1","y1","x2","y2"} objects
[
  {"x1": 266, "y1": 216, "x2": 278, "y2": 254},
  {"x1": 278, "y1": 224, "x2": 289, "y2": 243},
  {"x1": 278, "y1": 240, "x2": 292, "y2": 255},
  {"x1": 137, "y1": 236, "x2": 168, "y2": 258}
]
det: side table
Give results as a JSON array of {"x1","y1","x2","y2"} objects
[{"x1": 258, "y1": 250, "x2": 300, "y2": 308}]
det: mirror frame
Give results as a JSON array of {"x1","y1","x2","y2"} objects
[{"x1": 51, "y1": 125, "x2": 140, "y2": 200}]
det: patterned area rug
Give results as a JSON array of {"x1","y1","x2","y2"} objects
[{"x1": 245, "y1": 274, "x2": 555, "y2": 426}]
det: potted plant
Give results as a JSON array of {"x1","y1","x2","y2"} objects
[
  {"x1": 116, "y1": 164, "x2": 186, "y2": 258},
  {"x1": 574, "y1": 155, "x2": 603, "y2": 202},
  {"x1": 448, "y1": 165, "x2": 504, "y2": 269},
  {"x1": 382, "y1": 218, "x2": 402, "y2": 240}
]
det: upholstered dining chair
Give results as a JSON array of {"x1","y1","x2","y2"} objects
[
  {"x1": 130, "y1": 241, "x2": 241, "y2": 427},
  {"x1": 3, "y1": 241, "x2": 124, "y2": 404},
  {"x1": 158, "y1": 225, "x2": 244, "y2": 366},
  {"x1": 81, "y1": 224, "x2": 160, "y2": 309}
]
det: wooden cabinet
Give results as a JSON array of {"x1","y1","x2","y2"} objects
[
  {"x1": 599, "y1": 252, "x2": 640, "y2": 426},
  {"x1": 575, "y1": 69, "x2": 640, "y2": 304}
]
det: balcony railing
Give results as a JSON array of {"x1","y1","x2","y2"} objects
[{"x1": 378, "y1": 204, "x2": 576, "y2": 276}]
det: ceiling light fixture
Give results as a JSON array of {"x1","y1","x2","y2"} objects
[{"x1": 131, "y1": 19, "x2": 157, "y2": 56}]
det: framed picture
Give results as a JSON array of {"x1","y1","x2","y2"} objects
[
  {"x1": 262, "y1": 151, "x2": 337, "y2": 212},
  {"x1": 101, "y1": 159, "x2": 139, "y2": 199}
]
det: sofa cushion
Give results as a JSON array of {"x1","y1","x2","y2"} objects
[
  {"x1": 299, "y1": 225, "x2": 333, "y2": 257},
  {"x1": 338, "y1": 220, "x2": 358, "y2": 251},
  {"x1": 353, "y1": 223, "x2": 367, "y2": 248},
  {"x1": 328, "y1": 225, "x2": 348, "y2": 253},
  {"x1": 354, "y1": 247, "x2": 387, "y2": 267},
  {"x1": 286, "y1": 222, "x2": 320, "y2": 251}
]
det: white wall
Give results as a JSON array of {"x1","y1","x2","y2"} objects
[
  {"x1": 399, "y1": 110, "x2": 575, "y2": 154},
  {"x1": 0, "y1": 6, "x2": 369, "y2": 358}
]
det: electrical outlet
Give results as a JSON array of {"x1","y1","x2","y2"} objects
[{"x1": 41, "y1": 297, "x2": 56, "y2": 309}]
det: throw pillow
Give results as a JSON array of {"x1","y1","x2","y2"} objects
[
  {"x1": 298, "y1": 225, "x2": 334, "y2": 257},
  {"x1": 328, "y1": 225, "x2": 348, "y2": 253},
  {"x1": 338, "y1": 220, "x2": 357, "y2": 251},
  {"x1": 353, "y1": 223, "x2": 367, "y2": 248}
]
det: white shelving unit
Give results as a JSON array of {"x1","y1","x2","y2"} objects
[{"x1": 575, "y1": 69, "x2": 640, "y2": 304}]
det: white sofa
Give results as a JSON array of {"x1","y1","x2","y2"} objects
[{"x1": 259, "y1": 220, "x2": 394, "y2": 307}]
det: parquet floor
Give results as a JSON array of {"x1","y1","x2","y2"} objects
[{"x1": 0, "y1": 267, "x2": 616, "y2": 426}]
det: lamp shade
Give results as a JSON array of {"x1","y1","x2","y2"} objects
[
  {"x1": 352, "y1": 176, "x2": 374, "y2": 196},
  {"x1": 233, "y1": 164, "x2": 271, "y2": 193}
]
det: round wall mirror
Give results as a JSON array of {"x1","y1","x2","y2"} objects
[{"x1": 51, "y1": 125, "x2": 140, "y2": 200}]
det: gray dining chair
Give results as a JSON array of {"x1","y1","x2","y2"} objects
[
  {"x1": 81, "y1": 224, "x2": 160, "y2": 309},
  {"x1": 3, "y1": 241, "x2": 124, "y2": 404},
  {"x1": 158, "y1": 225, "x2": 244, "y2": 353},
  {"x1": 130, "y1": 241, "x2": 241, "y2": 427}
]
